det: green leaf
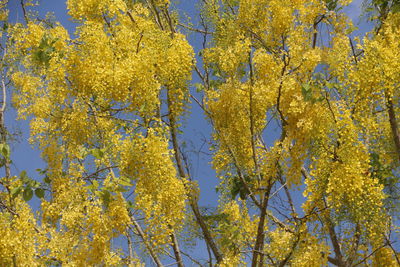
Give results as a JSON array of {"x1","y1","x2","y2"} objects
[
  {"x1": 35, "y1": 188, "x2": 45, "y2": 198},
  {"x1": 194, "y1": 83, "x2": 204, "y2": 93},
  {"x1": 44, "y1": 175, "x2": 51, "y2": 184},
  {"x1": 23, "y1": 187, "x2": 33, "y2": 201},
  {"x1": 393, "y1": 3, "x2": 400, "y2": 13},
  {"x1": 11, "y1": 186, "x2": 22, "y2": 198},
  {"x1": 301, "y1": 83, "x2": 312, "y2": 99},
  {"x1": 101, "y1": 190, "x2": 111, "y2": 207},
  {"x1": 230, "y1": 187, "x2": 240, "y2": 199},
  {"x1": 213, "y1": 70, "x2": 222, "y2": 78},
  {"x1": 127, "y1": 200, "x2": 134, "y2": 209},
  {"x1": 325, "y1": 0, "x2": 337, "y2": 10},
  {"x1": 230, "y1": 176, "x2": 250, "y2": 200},
  {"x1": 139, "y1": 103, "x2": 146, "y2": 113},
  {"x1": 326, "y1": 82, "x2": 334, "y2": 89},
  {"x1": 209, "y1": 79, "x2": 223, "y2": 88},
  {"x1": 115, "y1": 186, "x2": 130, "y2": 192},
  {"x1": 78, "y1": 147, "x2": 88, "y2": 159},
  {"x1": 239, "y1": 187, "x2": 248, "y2": 200},
  {"x1": 365, "y1": 7, "x2": 375, "y2": 12},
  {"x1": 44, "y1": 259, "x2": 61, "y2": 267},
  {"x1": 20, "y1": 170, "x2": 28, "y2": 182},
  {"x1": 230, "y1": 176, "x2": 241, "y2": 199},
  {"x1": 91, "y1": 148, "x2": 104, "y2": 160},
  {"x1": 32, "y1": 34, "x2": 57, "y2": 67},
  {"x1": 118, "y1": 178, "x2": 132, "y2": 187},
  {"x1": 92, "y1": 180, "x2": 99, "y2": 188},
  {"x1": 0, "y1": 143, "x2": 10, "y2": 159},
  {"x1": 203, "y1": 213, "x2": 229, "y2": 223}
]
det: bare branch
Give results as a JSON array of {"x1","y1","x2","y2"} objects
[
  {"x1": 167, "y1": 88, "x2": 223, "y2": 263},
  {"x1": 129, "y1": 215, "x2": 164, "y2": 267},
  {"x1": 386, "y1": 93, "x2": 400, "y2": 162},
  {"x1": 170, "y1": 232, "x2": 184, "y2": 267},
  {"x1": 178, "y1": 22, "x2": 213, "y2": 35},
  {"x1": 20, "y1": 0, "x2": 29, "y2": 23}
]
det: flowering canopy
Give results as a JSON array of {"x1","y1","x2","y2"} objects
[{"x1": 0, "y1": 0, "x2": 399, "y2": 266}]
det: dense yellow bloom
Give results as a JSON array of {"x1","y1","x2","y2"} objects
[
  {"x1": 0, "y1": 189, "x2": 40, "y2": 266},
  {"x1": 217, "y1": 200, "x2": 257, "y2": 265},
  {"x1": 267, "y1": 227, "x2": 329, "y2": 266},
  {"x1": 2, "y1": 0, "x2": 398, "y2": 265},
  {"x1": 202, "y1": 0, "x2": 394, "y2": 264},
  {"x1": 120, "y1": 130, "x2": 187, "y2": 246},
  {"x1": 9, "y1": 0, "x2": 193, "y2": 263},
  {"x1": 67, "y1": 0, "x2": 127, "y2": 20},
  {"x1": 373, "y1": 247, "x2": 398, "y2": 266}
]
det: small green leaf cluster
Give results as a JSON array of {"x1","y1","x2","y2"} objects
[
  {"x1": 11, "y1": 170, "x2": 45, "y2": 201},
  {"x1": 32, "y1": 34, "x2": 58, "y2": 67}
]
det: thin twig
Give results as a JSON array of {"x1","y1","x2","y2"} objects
[{"x1": 177, "y1": 22, "x2": 213, "y2": 34}]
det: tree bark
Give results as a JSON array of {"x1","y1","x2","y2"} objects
[{"x1": 386, "y1": 97, "x2": 400, "y2": 161}]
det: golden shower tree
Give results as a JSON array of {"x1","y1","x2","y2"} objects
[{"x1": 0, "y1": 0, "x2": 399, "y2": 266}]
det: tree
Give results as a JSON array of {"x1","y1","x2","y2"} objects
[{"x1": 0, "y1": 0, "x2": 399, "y2": 266}]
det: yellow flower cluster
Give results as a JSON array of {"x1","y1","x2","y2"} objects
[
  {"x1": 0, "y1": 0, "x2": 8, "y2": 22},
  {"x1": 205, "y1": 0, "x2": 326, "y2": 188},
  {"x1": 120, "y1": 130, "x2": 187, "y2": 247},
  {"x1": 40, "y1": 174, "x2": 130, "y2": 265},
  {"x1": 373, "y1": 247, "x2": 398, "y2": 267},
  {"x1": 217, "y1": 200, "x2": 257, "y2": 266},
  {"x1": 267, "y1": 227, "x2": 329, "y2": 266},
  {"x1": 304, "y1": 106, "x2": 387, "y2": 244},
  {"x1": 203, "y1": 0, "x2": 393, "y2": 262},
  {"x1": 67, "y1": 0, "x2": 127, "y2": 20},
  {"x1": 0, "y1": 188, "x2": 39, "y2": 266},
  {"x1": 207, "y1": 80, "x2": 258, "y2": 173},
  {"x1": 9, "y1": 0, "x2": 194, "y2": 263}
]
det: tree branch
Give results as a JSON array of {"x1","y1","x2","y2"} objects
[
  {"x1": 167, "y1": 89, "x2": 223, "y2": 263},
  {"x1": 129, "y1": 215, "x2": 164, "y2": 267},
  {"x1": 386, "y1": 94, "x2": 400, "y2": 162},
  {"x1": 170, "y1": 232, "x2": 184, "y2": 267}
]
